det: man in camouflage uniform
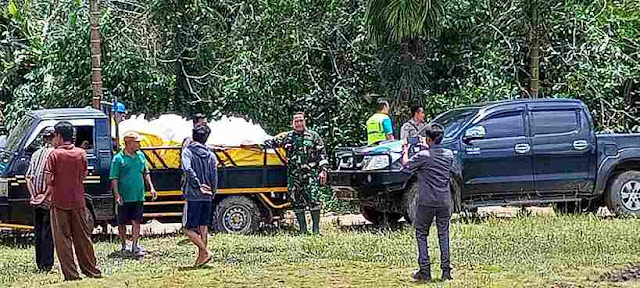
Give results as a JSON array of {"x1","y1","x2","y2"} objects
[{"x1": 265, "y1": 112, "x2": 329, "y2": 235}]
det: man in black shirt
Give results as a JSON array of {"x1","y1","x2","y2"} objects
[{"x1": 402, "y1": 123, "x2": 454, "y2": 282}]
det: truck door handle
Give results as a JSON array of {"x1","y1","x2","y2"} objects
[
  {"x1": 514, "y1": 143, "x2": 530, "y2": 154},
  {"x1": 573, "y1": 140, "x2": 589, "y2": 150}
]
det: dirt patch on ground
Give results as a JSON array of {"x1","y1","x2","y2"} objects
[{"x1": 600, "y1": 264, "x2": 640, "y2": 282}]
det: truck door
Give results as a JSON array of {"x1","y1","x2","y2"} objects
[
  {"x1": 529, "y1": 105, "x2": 596, "y2": 194},
  {"x1": 460, "y1": 105, "x2": 535, "y2": 196}
]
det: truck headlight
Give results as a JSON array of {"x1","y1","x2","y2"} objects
[
  {"x1": 0, "y1": 178, "x2": 7, "y2": 197},
  {"x1": 339, "y1": 156, "x2": 353, "y2": 169},
  {"x1": 362, "y1": 155, "x2": 390, "y2": 170}
]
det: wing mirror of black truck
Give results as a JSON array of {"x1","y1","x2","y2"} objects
[{"x1": 463, "y1": 125, "x2": 486, "y2": 143}]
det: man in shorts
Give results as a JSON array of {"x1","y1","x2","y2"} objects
[
  {"x1": 182, "y1": 125, "x2": 217, "y2": 267},
  {"x1": 110, "y1": 131, "x2": 157, "y2": 255}
]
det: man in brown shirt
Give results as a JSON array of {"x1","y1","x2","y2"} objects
[{"x1": 45, "y1": 121, "x2": 101, "y2": 281}]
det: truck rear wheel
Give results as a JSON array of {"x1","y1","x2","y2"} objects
[
  {"x1": 606, "y1": 171, "x2": 640, "y2": 215},
  {"x1": 213, "y1": 196, "x2": 261, "y2": 234}
]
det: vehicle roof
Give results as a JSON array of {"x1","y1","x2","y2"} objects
[
  {"x1": 475, "y1": 98, "x2": 583, "y2": 109},
  {"x1": 28, "y1": 107, "x2": 107, "y2": 120}
]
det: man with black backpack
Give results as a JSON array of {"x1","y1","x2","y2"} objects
[{"x1": 400, "y1": 106, "x2": 427, "y2": 139}]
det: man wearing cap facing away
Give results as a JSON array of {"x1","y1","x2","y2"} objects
[
  {"x1": 26, "y1": 127, "x2": 55, "y2": 272},
  {"x1": 111, "y1": 101, "x2": 127, "y2": 151},
  {"x1": 109, "y1": 131, "x2": 157, "y2": 256}
]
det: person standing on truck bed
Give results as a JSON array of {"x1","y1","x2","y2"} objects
[
  {"x1": 25, "y1": 127, "x2": 55, "y2": 272},
  {"x1": 401, "y1": 123, "x2": 454, "y2": 282},
  {"x1": 265, "y1": 112, "x2": 329, "y2": 235},
  {"x1": 181, "y1": 124, "x2": 217, "y2": 267},
  {"x1": 45, "y1": 121, "x2": 101, "y2": 281},
  {"x1": 110, "y1": 131, "x2": 158, "y2": 256},
  {"x1": 400, "y1": 106, "x2": 427, "y2": 139},
  {"x1": 366, "y1": 100, "x2": 395, "y2": 145},
  {"x1": 111, "y1": 101, "x2": 127, "y2": 151}
]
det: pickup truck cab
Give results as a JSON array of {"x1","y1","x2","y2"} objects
[{"x1": 331, "y1": 99, "x2": 640, "y2": 223}]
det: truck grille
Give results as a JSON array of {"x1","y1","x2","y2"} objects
[{"x1": 0, "y1": 178, "x2": 7, "y2": 197}]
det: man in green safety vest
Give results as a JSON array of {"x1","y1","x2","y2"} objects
[{"x1": 366, "y1": 100, "x2": 395, "y2": 145}]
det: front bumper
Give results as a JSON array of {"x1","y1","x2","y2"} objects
[{"x1": 329, "y1": 169, "x2": 411, "y2": 200}]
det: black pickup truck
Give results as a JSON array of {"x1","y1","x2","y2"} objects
[{"x1": 331, "y1": 99, "x2": 640, "y2": 224}]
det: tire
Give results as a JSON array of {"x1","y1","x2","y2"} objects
[
  {"x1": 402, "y1": 182, "x2": 419, "y2": 224},
  {"x1": 450, "y1": 179, "x2": 462, "y2": 213},
  {"x1": 86, "y1": 209, "x2": 95, "y2": 235},
  {"x1": 361, "y1": 203, "x2": 401, "y2": 225},
  {"x1": 606, "y1": 170, "x2": 640, "y2": 215},
  {"x1": 213, "y1": 196, "x2": 261, "y2": 234},
  {"x1": 403, "y1": 178, "x2": 462, "y2": 224}
]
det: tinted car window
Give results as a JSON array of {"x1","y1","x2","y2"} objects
[
  {"x1": 476, "y1": 111, "x2": 525, "y2": 139},
  {"x1": 532, "y1": 110, "x2": 578, "y2": 135}
]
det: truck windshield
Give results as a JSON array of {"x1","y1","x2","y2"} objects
[
  {"x1": 432, "y1": 108, "x2": 479, "y2": 139},
  {"x1": 0, "y1": 116, "x2": 35, "y2": 173}
]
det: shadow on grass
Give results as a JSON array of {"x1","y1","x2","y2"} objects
[
  {"x1": 338, "y1": 221, "x2": 409, "y2": 233},
  {"x1": 177, "y1": 265, "x2": 215, "y2": 272},
  {"x1": 90, "y1": 231, "x2": 183, "y2": 244},
  {"x1": 107, "y1": 250, "x2": 145, "y2": 260}
]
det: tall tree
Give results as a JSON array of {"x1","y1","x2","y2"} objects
[
  {"x1": 364, "y1": 0, "x2": 442, "y2": 122},
  {"x1": 528, "y1": 0, "x2": 540, "y2": 98},
  {"x1": 89, "y1": 0, "x2": 102, "y2": 108}
]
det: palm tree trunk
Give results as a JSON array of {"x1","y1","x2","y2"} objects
[
  {"x1": 529, "y1": 0, "x2": 539, "y2": 98},
  {"x1": 89, "y1": 0, "x2": 102, "y2": 109}
]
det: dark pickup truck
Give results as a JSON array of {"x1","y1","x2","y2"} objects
[{"x1": 331, "y1": 99, "x2": 640, "y2": 224}]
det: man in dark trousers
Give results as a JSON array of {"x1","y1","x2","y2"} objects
[
  {"x1": 402, "y1": 123, "x2": 454, "y2": 282},
  {"x1": 181, "y1": 124, "x2": 217, "y2": 267},
  {"x1": 26, "y1": 127, "x2": 55, "y2": 272},
  {"x1": 45, "y1": 121, "x2": 101, "y2": 281}
]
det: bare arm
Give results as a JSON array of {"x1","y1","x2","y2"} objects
[
  {"x1": 144, "y1": 172, "x2": 157, "y2": 200},
  {"x1": 111, "y1": 179, "x2": 122, "y2": 204}
]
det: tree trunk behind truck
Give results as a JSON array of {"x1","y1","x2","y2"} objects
[{"x1": 89, "y1": 0, "x2": 102, "y2": 109}]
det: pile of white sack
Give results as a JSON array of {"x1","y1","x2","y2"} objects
[{"x1": 117, "y1": 114, "x2": 274, "y2": 146}]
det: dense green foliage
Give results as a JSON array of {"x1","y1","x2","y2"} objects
[{"x1": 1, "y1": 0, "x2": 639, "y2": 141}]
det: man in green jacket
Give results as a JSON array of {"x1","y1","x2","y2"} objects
[{"x1": 366, "y1": 100, "x2": 394, "y2": 145}]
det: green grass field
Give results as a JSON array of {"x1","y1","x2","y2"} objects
[{"x1": 1, "y1": 214, "x2": 639, "y2": 287}]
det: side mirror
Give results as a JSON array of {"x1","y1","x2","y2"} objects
[{"x1": 463, "y1": 126, "x2": 486, "y2": 142}]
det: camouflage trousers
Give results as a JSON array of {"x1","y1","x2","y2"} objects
[{"x1": 287, "y1": 168, "x2": 321, "y2": 212}]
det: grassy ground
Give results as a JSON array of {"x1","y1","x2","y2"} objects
[{"x1": 1, "y1": 214, "x2": 640, "y2": 287}]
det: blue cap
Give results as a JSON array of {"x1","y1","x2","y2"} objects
[{"x1": 112, "y1": 101, "x2": 126, "y2": 113}]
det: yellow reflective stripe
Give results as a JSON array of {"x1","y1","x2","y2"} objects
[{"x1": 145, "y1": 187, "x2": 288, "y2": 197}]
